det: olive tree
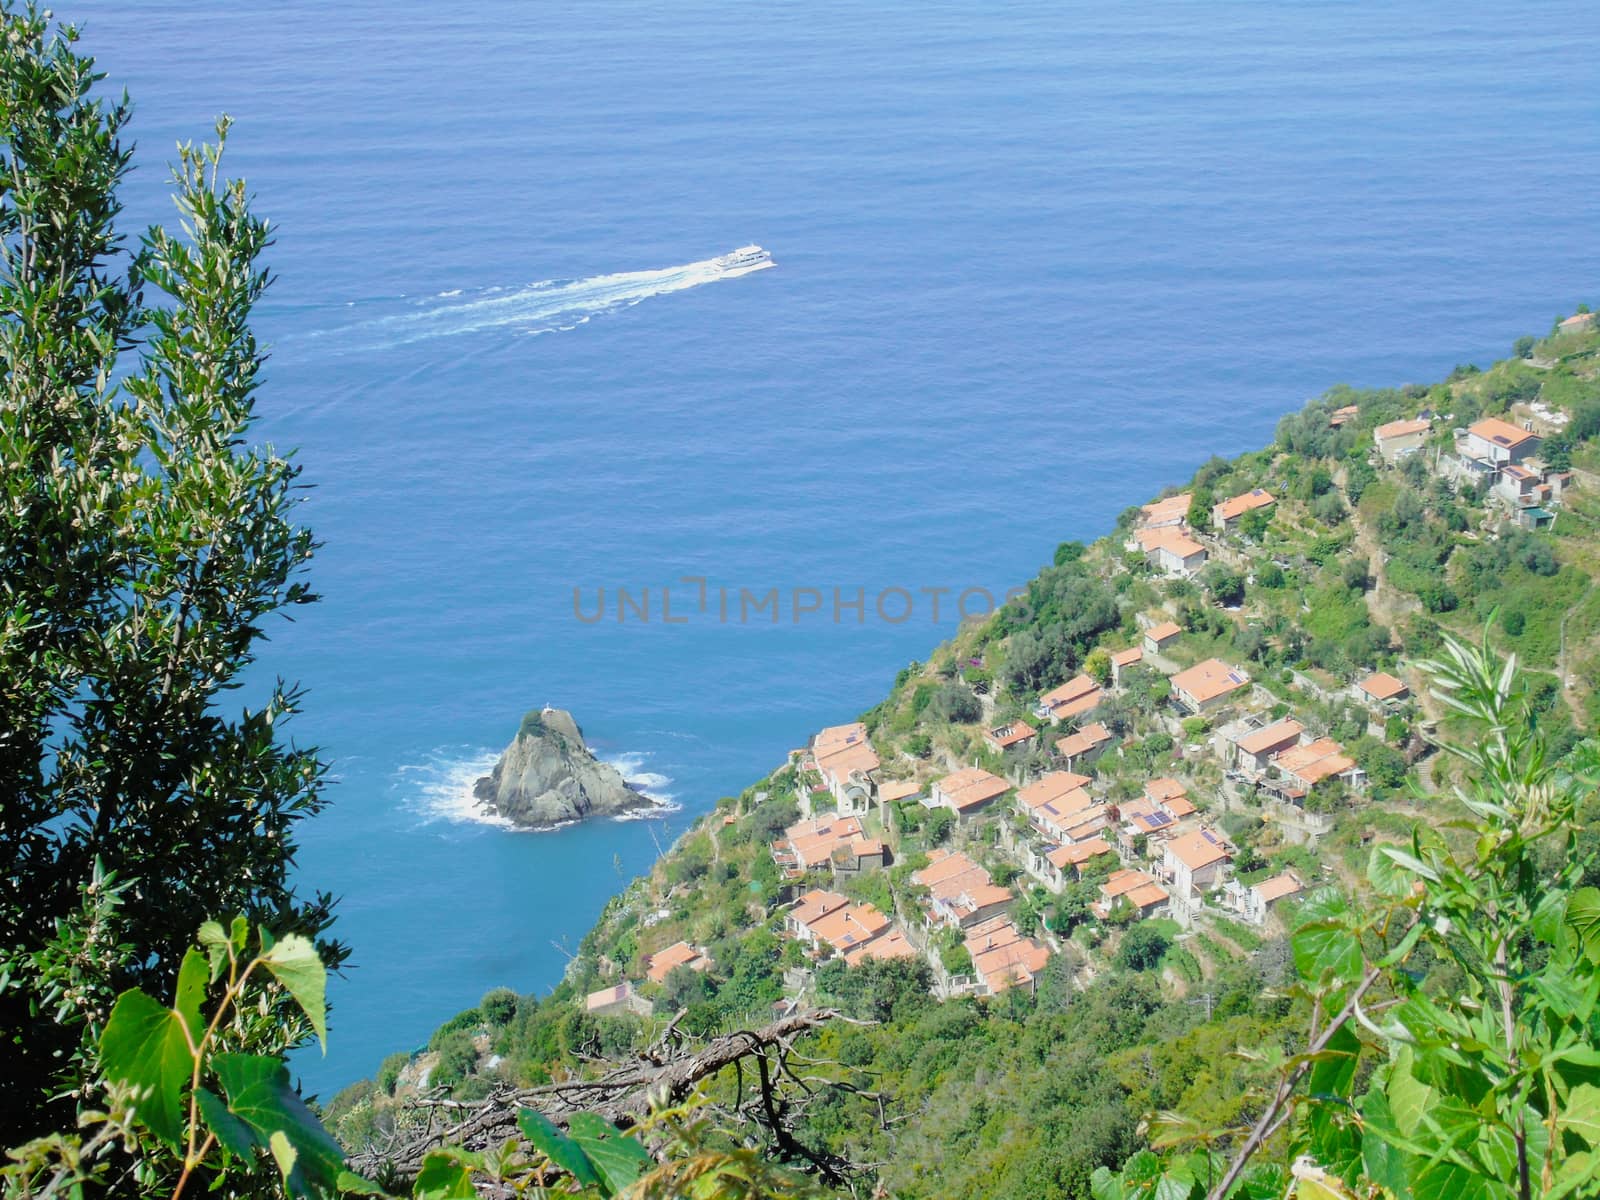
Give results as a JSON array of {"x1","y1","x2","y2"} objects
[{"x1": 0, "y1": 4, "x2": 339, "y2": 1137}]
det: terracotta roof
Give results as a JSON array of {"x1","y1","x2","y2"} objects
[
  {"x1": 1236, "y1": 718, "x2": 1305, "y2": 757},
  {"x1": 781, "y1": 815, "x2": 866, "y2": 867},
  {"x1": 843, "y1": 929, "x2": 916, "y2": 965},
  {"x1": 1033, "y1": 789, "x2": 1100, "y2": 829},
  {"x1": 1047, "y1": 837, "x2": 1114, "y2": 869},
  {"x1": 1171, "y1": 658, "x2": 1250, "y2": 705},
  {"x1": 847, "y1": 838, "x2": 885, "y2": 857},
  {"x1": 789, "y1": 889, "x2": 850, "y2": 929},
  {"x1": 1274, "y1": 738, "x2": 1356, "y2": 785},
  {"x1": 1329, "y1": 404, "x2": 1361, "y2": 426},
  {"x1": 1467, "y1": 417, "x2": 1539, "y2": 450},
  {"x1": 1055, "y1": 722, "x2": 1115, "y2": 760},
  {"x1": 878, "y1": 779, "x2": 922, "y2": 803},
  {"x1": 810, "y1": 902, "x2": 891, "y2": 953},
  {"x1": 1167, "y1": 827, "x2": 1232, "y2": 872},
  {"x1": 967, "y1": 922, "x2": 1051, "y2": 993},
  {"x1": 1161, "y1": 793, "x2": 1196, "y2": 818},
  {"x1": 912, "y1": 850, "x2": 992, "y2": 901},
  {"x1": 1252, "y1": 871, "x2": 1304, "y2": 904},
  {"x1": 1375, "y1": 417, "x2": 1430, "y2": 441},
  {"x1": 1146, "y1": 621, "x2": 1182, "y2": 644},
  {"x1": 1110, "y1": 646, "x2": 1144, "y2": 668},
  {"x1": 985, "y1": 719, "x2": 1037, "y2": 750},
  {"x1": 1039, "y1": 674, "x2": 1099, "y2": 710},
  {"x1": 812, "y1": 722, "x2": 880, "y2": 780},
  {"x1": 1140, "y1": 493, "x2": 1192, "y2": 526},
  {"x1": 1145, "y1": 778, "x2": 1187, "y2": 804},
  {"x1": 1100, "y1": 868, "x2": 1167, "y2": 905},
  {"x1": 585, "y1": 983, "x2": 637, "y2": 1012},
  {"x1": 1558, "y1": 312, "x2": 1596, "y2": 330},
  {"x1": 1137, "y1": 526, "x2": 1207, "y2": 559},
  {"x1": 1358, "y1": 672, "x2": 1409, "y2": 701},
  {"x1": 936, "y1": 767, "x2": 1011, "y2": 812},
  {"x1": 645, "y1": 941, "x2": 708, "y2": 984},
  {"x1": 1017, "y1": 771, "x2": 1093, "y2": 812},
  {"x1": 1503, "y1": 463, "x2": 1538, "y2": 481},
  {"x1": 1214, "y1": 489, "x2": 1276, "y2": 522}
]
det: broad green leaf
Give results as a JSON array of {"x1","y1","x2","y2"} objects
[
  {"x1": 1306, "y1": 1023, "x2": 1361, "y2": 1100},
  {"x1": 1386, "y1": 1052, "x2": 1435, "y2": 1139},
  {"x1": 1089, "y1": 1166, "x2": 1125, "y2": 1200},
  {"x1": 1357, "y1": 1088, "x2": 1413, "y2": 1197},
  {"x1": 1561, "y1": 1083, "x2": 1600, "y2": 1147},
  {"x1": 230, "y1": 914, "x2": 250, "y2": 952},
  {"x1": 517, "y1": 1108, "x2": 601, "y2": 1191},
  {"x1": 336, "y1": 1171, "x2": 393, "y2": 1198},
  {"x1": 412, "y1": 1151, "x2": 476, "y2": 1200},
  {"x1": 99, "y1": 988, "x2": 194, "y2": 1148},
  {"x1": 1292, "y1": 893, "x2": 1363, "y2": 988},
  {"x1": 567, "y1": 1113, "x2": 652, "y2": 1196},
  {"x1": 1565, "y1": 889, "x2": 1600, "y2": 967},
  {"x1": 195, "y1": 1086, "x2": 255, "y2": 1158},
  {"x1": 1367, "y1": 846, "x2": 1414, "y2": 897},
  {"x1": 260, "y1": 933, "x2": 327, "y2": 1051},
  {"x1": 1378, "y1": 846, "x2": 1439, "y2": 883},
  {"x1": 212, "y1": 1053, "x2": 343, "y2": 1198},
  {"x1": 175, "y1": 946, "x2": 208, "y2": 1043}
]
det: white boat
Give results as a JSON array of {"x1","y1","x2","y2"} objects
[{"x1": 715, "y1": 244, "x2": 774, "y2": 272}]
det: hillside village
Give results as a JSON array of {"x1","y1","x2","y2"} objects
[
  {"x1": 548, "y1": 311, "x2": 1600, "y2": 1025},
  {"x1": 332, "y1": 312, "x2": 1600, "y2": 1160}
]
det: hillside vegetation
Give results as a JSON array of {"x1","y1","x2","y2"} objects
[{"x1": 329, "y1": 315, "x2": 1600, "y2": 1198}]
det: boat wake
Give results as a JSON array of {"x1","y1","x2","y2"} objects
[
  {"x1": 401, "y1": 746, "x2": 678, "y2": 832},
  {"x1": 322, "y1": 249, "x2": 773, "y2": 350}
]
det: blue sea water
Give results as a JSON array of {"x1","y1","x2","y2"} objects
[{"x1": 72, "y1": 1, "x2": 1599, "y2": 1094}]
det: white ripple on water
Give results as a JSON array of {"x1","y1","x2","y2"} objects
[
  {"x1": 401, "y1": 746, "x2": 678, "y2": 832},
  {"x1": 320, "y1": 253, "x2": 773, "y2": 349}
]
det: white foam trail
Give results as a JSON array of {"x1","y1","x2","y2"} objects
[
  {"x1": 398, "y1": 748, "x2": 512, "y2": 830},
  {"x1": 327, "y1": 254, "x2": 772, "y2": 349}
]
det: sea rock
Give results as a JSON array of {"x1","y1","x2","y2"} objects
[{"x1": 473, "y1": 707, "x2": 651, "y2": 828}]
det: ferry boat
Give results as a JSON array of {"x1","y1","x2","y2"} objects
[{"x1": 715, "y1": 244, "x2": 773, "y2": 272}]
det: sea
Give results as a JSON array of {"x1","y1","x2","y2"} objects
[{"x1": 71, "y1": 1, "x2": 1599, "y2": 1095}]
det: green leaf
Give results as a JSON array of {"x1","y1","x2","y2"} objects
[
  {"x1": 1385, "y1": 1051, "x2": 1435, "y2": 1138},
  {"x1": 412, "y1": 1151, "x2": 477, "y2": 1200},
  {"x1": 99, "y1": 988, "x2": 194, "y2": 1148},
  {"x1": 1561, "y1": 1083, "x2": 1600, "y2": 1147},
  {"x1": 175, "y1": 946, "x2": 208, "y2": 1043},
  {"x1": 198, "y1": 921, "x2": 231, "y2": 982},
  {"x1": 1089, "y1": 1166, "x2": 1125, "y2": 1200},
  {"x1": 212, "y1": 1052, "x2": 344, "y2": 1198},
  {"x1": 1293, "y1": 891, "x2": 1363, "y2": 987},
  {"x1": 567, "y1": 1113, "x2": 652, "y2": 1195},
  {"x1": 517, "y1": 1108, "x2": 601, "y2": 1191},
  {"x1": 336, "y1": 1171, "x2": 393, "y2": 1198},
  {"x1": 260, "y1": 933, "x2": 327, "y2": 1051},
  {"x1": 1565, "y1": 889, "x2": 1600, "y2": 967},
  {"x1": 195, "y1": 1086, "x2": 255, "y2": 1158},
  {"x1": 270, "y1": 1132, "x2": 299, "y2": 1189},
  {"x1": 1306, "y1": 1023, "x2": 1361, "y2": 1100}
]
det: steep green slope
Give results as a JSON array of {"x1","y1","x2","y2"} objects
[{"x1": 328, "y1": 311, "x2": 1600, "y2": 1198}]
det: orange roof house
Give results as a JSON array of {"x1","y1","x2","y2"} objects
[
  {"x1": 1136, "y1": 526, "x2": 1208, "y2": 575},
  {"x1": 1212, "y1": 489, "x2": 1276, "y2": 530},
  {"x1": 1037, "y1": 674, "x2": 1103, "y2": 723},
  {"x1": 1558, "y1": 312, "x2": 1597, "y2": 333},
  {"x1": 877, "y1": 778, "x2": 923, "y2": 804},
  {"x1": 1145, "y1": 777, "x2": 1195, "y2": 817},
  {"x1": 1094, "y1": 869, "x2": 1169, "y2": 919},
  {"x1": 1463, "y1": 417, "x2": 1540, "y2": 468},
  {"x1": 1164, "y1": 827, "x2": 1233, "y2": 899},
  {"x1": 1144, "y1": 621, "x2": 1182, "y2": 654},
  {"x1": 1374, "y1": 417, "x2": 1430, "y2": 441},
  {"x1": 1055, "y1": 722, "x2": 1115, "y2": 766},
  {"x1": 913, "y1": 849, "x2": 1013, "y2": 929},
  {"x1": 984, "y1": 719, "x2": 1038, "y2": 753},
  {"x1": 1273, "y1": 738, "x2": 1359, "y2": 790},
  {"x1": 774, "y1": 814, "x2": 866, "y2": 872},
  {"x1": 933, "y1": 767, "x2": 1011, "y2": 819},
  {"x1": 1046, "y1": 836, "x2": 1115, "y2": 875},
  {"x1": 1329, "y1": 404, "x2": 1361, "y2": 427},
  {"x1": 808, "y1": 902, "x2": 892, "y2": 956},
  {"x1": 1357, "y1": 672, "x2": 1410, "y2": 705},
  {"x1": 1171, "y1": 658, "x2": 1250, "y2": 713},
  {"x1": 1110, "y1": 645, "x2": 1144, "y2": 671},
  {"x1": 644, "y1": 941, "x2": 710, "y2": 985},
  {"x1": 810, "y1": 722, "x2": 880, "y2": 809},
  {"x1": 963, "y1": 916, "x2": 1051, "y2": 995},
  {"x1": 843, "y1": 928, "x2": 916, "y2": 965},
  {"x1": 1016, "y1": 771, "x2": 1093, "y2": 813},
  {"x1": 1235, "y1": 718, "x2": 1304, "y2": 762},
  {"x1": 1139, "y1": 493, "x2": 1192, "y2": 529}
]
